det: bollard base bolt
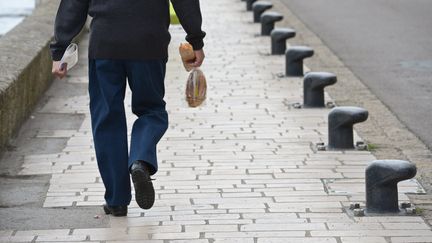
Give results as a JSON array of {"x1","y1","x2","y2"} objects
[
  {"x1": 405, "y1": 207, "x2": 416, "y2": 215},
  {"x1": 349, "y1": 203, "x2": 361, "y2": 210},
  {"x1": 292, "y1": 102, "x2": 302, "y2": 109},
  {"x1": 326, "y1": 102, "x2": 336, "y2": 108},
  {"x1": 401, "y1": 202, "x2": 412, "y2": 209},
  {"x1": 316, "y1": 142, "x2": 326, "y2": 151},
  {"x1": 355, "y1": 141, "x2": 368, "y2": 151},
  {"x1": 276, "y1": 73, "x2": 285, "y2": 78},
  {"x1": 353, "y1": 208, "x2": 365, "y2": 217}
]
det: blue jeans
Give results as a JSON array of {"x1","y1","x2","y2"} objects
[{"x1": 88, "y1": 59, "x2": 169, "y2": 206}]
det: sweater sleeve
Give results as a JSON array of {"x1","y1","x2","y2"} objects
[
  {"x1": 50, "y1": 0, "x2": 89, "y2": 61},
  {"x1": 171, "y1": 0, "x2": 206, "y2": 50}
]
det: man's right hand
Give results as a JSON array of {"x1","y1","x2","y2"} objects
[
  {"x1": 188, "y1": 49, "x2": 205, "y2": 68},
  {"x1": 52, "y1": 61, "x2": 67, "y2": 79}
]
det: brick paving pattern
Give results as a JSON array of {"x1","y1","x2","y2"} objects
[{"x1": 1, "y1": 0, "x2": 431, "y2": 242}]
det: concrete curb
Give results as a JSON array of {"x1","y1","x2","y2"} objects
[{"x1": 0, "y1": 1, "x2": 86, "y2": 154}]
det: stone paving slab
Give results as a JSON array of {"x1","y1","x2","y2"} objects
[{"x1": 5, "y1": 0, "x2": 431, "y2": 242}]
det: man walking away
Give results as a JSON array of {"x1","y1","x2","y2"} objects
[{"x1": 50, "y1": 0, "x2": 206, "y2": 217}]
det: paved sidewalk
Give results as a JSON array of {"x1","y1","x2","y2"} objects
[{"x1": 1, "y1": 0, "x2": 432, "y2": 242}]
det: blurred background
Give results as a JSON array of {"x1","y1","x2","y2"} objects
[{"x1": 0, "y1": 0, "x2": 35, "y2": 36}]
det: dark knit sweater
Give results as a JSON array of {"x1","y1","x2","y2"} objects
[{"x1": 50, "y1": 0, "x2": 206, "y2": 61}]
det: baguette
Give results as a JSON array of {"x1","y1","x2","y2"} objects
[{"x1": 179, "y1": 43, "x2": 195, "y2": 71}]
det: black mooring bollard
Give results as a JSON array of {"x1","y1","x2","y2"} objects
[
  {"x1": 303, "y1": 72, "x2": 337, "y2": 108},
  {"x1": 328, "y1": 107, "x2": 368, "y2": 150},
  {"x1": 366, "y1": 160, "x2": 417, "y2": 214},
  {"x1": 285, "y1": 46, "x2": 314, "y2": 77},
  {"x1": 246, "y1": 0, "x2": 257, "y2": 11},
  {"x1": 271, "y1": 28, "x2": 296, "y2": 55},
  {"x1": 252, "y1": 1, "x2": 273, "y2": 23},
  {"x1": 260, "y1": 12, "x2": 283, "y2": 36}
]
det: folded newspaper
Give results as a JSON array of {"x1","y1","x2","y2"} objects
[{"x1": 59, "y1": 43, "x2": 79, "y2": 71}]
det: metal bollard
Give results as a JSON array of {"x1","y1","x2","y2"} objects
[
  {"x1": 328, "y1": 107, "x2": 368, "y2": 150},
  {"x1": 366, "y1": 160, "x2": 417, "y2": 213},
  {"x1": 246, "y1": 0, "x2": 257, "y2": 11},
  {"x1": 271, "y1": 28, "x2": 296, "y2": 55},
  {"x1": 285, "y1": 46, "x2": 314, "y2": 77},
  {"x1": 260, "y1": 12, "x2": 283, "y2": 36},
  {"x1": 252, "y1": 1, "x2": 273, "y2": 23},
  {"x1": 303, "y1": 72, "x2": 337, "y2": 108}
]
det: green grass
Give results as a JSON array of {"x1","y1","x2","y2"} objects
[
  {"x1": 415, "y1": 207, "x2": 424, "y2": 215},
  {"x1": 367, "y1": 143, "x2": 378, "y2": 151}
]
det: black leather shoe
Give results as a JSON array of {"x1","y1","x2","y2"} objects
[
  {"x1": 130, "y1": 161, "x2": 155, "y2": 209},
  {"x1": 103, "y1": 204, "x2": 127, "y2": 217}
]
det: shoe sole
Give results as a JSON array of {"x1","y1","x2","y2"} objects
[
  {"x1": 103, "y1": 205, "x2": 127, "y2": 217},
  {"x1": 132, "y1": 168, "x2": 155, "y2": 209}
]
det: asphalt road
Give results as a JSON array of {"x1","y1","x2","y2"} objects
[{"x1": 281, "y1": 0, "x2": 432, "y2": 149}]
